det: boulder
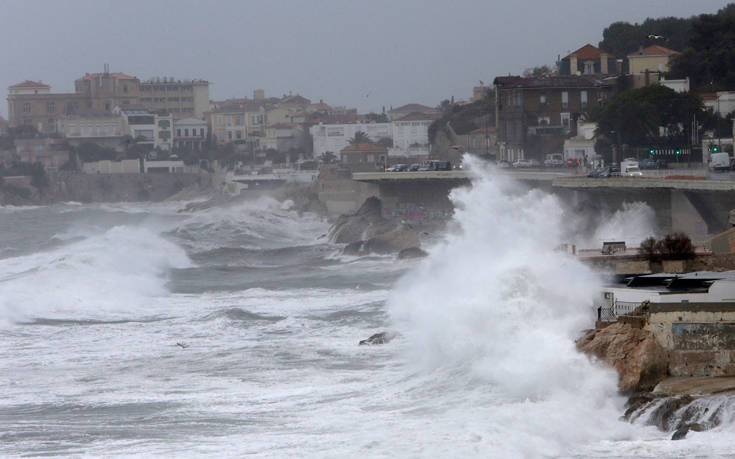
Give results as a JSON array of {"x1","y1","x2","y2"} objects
[
  {"x1": 398, "y1": 247, "x2": 428, "y2": 259},
  {"x1": 577, "y1": 322, "x2": 669, "y2": 393},
  {"x1": 359, "y1": 331, "x2": 398, "y2": 346}
]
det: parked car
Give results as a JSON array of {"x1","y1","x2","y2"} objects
[
  {"x1": 512, "y1": 159, "x2": 539, "y2": 168},
  {"x1": 418, "y1": 160, "x2": 452, "y2": 171},
  {"x1": 408, "y1": 163, "x2": 421, "y2": 171},
  {"x1": 497, "y1": 160, "x2": 511, "y2": 168},
  {"x1": 543, "y1": 154, "x2": 564, "y2": 167},
  {"x1": 386, "y1": 164, "x2": 408, "y2": 172},
  {"x1": 566, "y1": 158, "x2": 580, "y2": 167}
]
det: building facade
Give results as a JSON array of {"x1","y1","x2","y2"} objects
[
  {"x1": 339, "y1": 143, "x2": 387, "y2": 172},
  {"x1": 627, "y1": 45, "x2": 680, "y2": 74},
  {"x1": 559, "y1": 44, "x2": 618, "y2": 76},
  {"x1": 174, "y1": 117, "x2": 208, "y2": 151},
  {"x1": 310, "y1": 122, "x2": 392, "y2": 156},
  {"x1": 139, "y1": 78, "x2": 210, "y2": 119},
  {"x1": 493, "y1": 75, "x2": 614, "y2": 161}
]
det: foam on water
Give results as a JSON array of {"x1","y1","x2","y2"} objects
[{"x1": 0, "y1": 225, "x2": 191, "y2": 325}]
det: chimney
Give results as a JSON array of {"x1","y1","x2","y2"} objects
[
  {"x1": 600, "y1": 53, "x2": 608, "y2": 74},
  {"x1": 570, "y1": 55, "x2": 578, "y2": 75}
]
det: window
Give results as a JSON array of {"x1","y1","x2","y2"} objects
[
  {"x1": 236, "y1": 131, "x2": 242, "y2": 139},
  {"x1": 47, "y1": 102, "x2": 55, "y2": 113},
  {"x1": 217, "y1": 116, "x2": 223, "y2": 125},
  {"x1": 584, "y1": 61, "x2": 594, "y2": 75},
  {"x1": 23, "y1": 103, "x2": 31, "y2": 113},
  {"x1": 177, "y1": 129, "x2": 181, "y2": 137},
  {"x1": 228, "y1": 131, "x2": 232, "y2": 140},
  {"x1": 561, "y1": 112, "x2": 571, "y2": 128},
  {"x1": 200, "y1": 128, "x2": 205, "y2": 137},
  {"x1": 581, "y1": 91, "x2": 588, "y2": 108},
  {"x1": 123, "y1": 85, "x2": 128, "y2": 93},
  {"x1": 540, "y1": 94, "x2": 546, "y2": 104},
  {"x1": 561, "y1": 91, "x2": 569, "y2": 109},
  {"x1": 105, "y1": 103, "x2": 110, "y2": 111}
]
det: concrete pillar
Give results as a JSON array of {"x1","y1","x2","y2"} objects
[{"x1": 570, "y1": 55, "x2": 578, "y2": 75}]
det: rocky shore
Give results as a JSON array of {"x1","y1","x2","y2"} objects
[
  {"x1": 577, "y1": 320, "x2": 735, "y2": 439},
  {"x1": 327, "y1": 196, "x2": 426, "y2": 257}
]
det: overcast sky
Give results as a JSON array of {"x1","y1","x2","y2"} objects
[{"x1": 0, "y1": 0, "x2": 731, "y2": 117}]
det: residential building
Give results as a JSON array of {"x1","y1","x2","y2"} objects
[
  {"x1": 391, "y1": 112, "x2": 438, "y2": 150},
  {"x1": 0, "y1": 115, "x2": 8, "y2": 135},
  {"x1": 339, "y1": 143, "x2": 387, "y2": 172},
  {"x1": 627, "y1": 45, "x2": 680, "y2": 74},
  {"x1": 458, "y1": 126, "x2": 497, "y2": 157},
  {"x1": 310, "y1": 122, "x2": 392, "y2": 156},
  {"x1": 7, "y1": 80, "x2": 85, "y2": 133},
  {"x1": 174, "y1": 117, "x2": 208, "y2": 151},
  {"x1": 703, "y1": 92, "x2": 735, "y2": 116},
  {"x1": 139, "y1": 78, "x2": 210, "y2": 119},
  {"x1": 660, "y1": 76, "x2": 690, "y2": 93},
  {"x1": 115, "y1": 107, "x2": 173, "y2": 151},
  {"x1": 74, "y1": 70, "x2": 140, "y2": 113},
  {"x1": 387, "y1": 103, "x2": 439, "y2": 121},
  {"x1": 559, "y1": 44, "x2": 618, "y2": 76},
  {"x1": 57, "y1": 114, "x2": 126, "y2": 150},
  {"x1": 493, "y1": 75, "x2": 614, "y2": 162},
  {"x1": 473, "y1": 86, "x2": 491, "y2": 101},
  {"x1": 263, "y1": 123, "x2": 300, "y2": 152}
]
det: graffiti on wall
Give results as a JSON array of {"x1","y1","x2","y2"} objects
[{"x1": 385, "y1": 203, "x2": 453, "y2": 221}]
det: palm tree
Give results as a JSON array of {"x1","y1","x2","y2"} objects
[{"x1": 348, "y1": 131, "x2": 370, "y2": 145}]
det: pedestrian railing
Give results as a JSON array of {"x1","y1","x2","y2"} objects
[{"x1": 597, "y1": 300, "x2": 644, "y2": 322}]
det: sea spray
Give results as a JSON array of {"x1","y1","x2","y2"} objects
[
  {"x1": 386, "y1": 156, "x2": 636, "y2": 454},
  {"x1": 0, "y1": 225, "x2": 191, "y2": 324}
]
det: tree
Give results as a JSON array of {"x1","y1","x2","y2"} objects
[
  {"x1": 75, "y1": 141, "x2": 117, "y2": 162},
  {"x1": 376, "y1": 137, "x2": 393, "y2": 148},
  {"x1": 590, "y1": 84, "x2": 703, "y2": 151},
  {"x1": 669, "y1": 5, "x2": 735, "y2": 90},
  {"x1": 348, "y1": 131, "x2": 370, "y2": 145},
  {"x1": 599, "y1": 16, "x2": 691, "y2": 58},
  {"x1": 523, "y1": 65, "x2": 555, "y2": 77}
]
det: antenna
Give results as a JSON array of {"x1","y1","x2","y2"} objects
[{"x1": 104, "y1": 63, "x2": 109, "y2": 74}]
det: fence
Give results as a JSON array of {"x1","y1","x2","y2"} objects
[{"x1": 597, "y1": 300, "x2": 643, "y2": 322}]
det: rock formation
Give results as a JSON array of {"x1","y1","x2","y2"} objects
[
  {"x1": 576, "y1": 322, "x2": 669, "y2": 393},
  {"x1": 359, "y1": 331, "x2": 398, "y2": 345},
  {"x1": 329, "y1": 197, "x2": 422, "y2": 255}
]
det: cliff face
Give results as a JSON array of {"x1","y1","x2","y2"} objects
[{"x1": 577, "y1": 322, "x2": 669, "y2": 393}]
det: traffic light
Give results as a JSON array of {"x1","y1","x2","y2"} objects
[
  {"x1": 675, "y1": 149, "x2": 681, "y2": 155},
  {"x1": 649, "y1": 148, "x2": 655, "y2": 155},
  {"x1": 713, "y1": 145, "x2": 719, "y2": 152}
]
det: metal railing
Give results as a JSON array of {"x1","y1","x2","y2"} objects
[{"x1": 597, "y1": 300, "x2": 643, "y2": 322}]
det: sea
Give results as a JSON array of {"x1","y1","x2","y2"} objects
[{"x1": 1, "y1": 159, "x2": 733, "y2": 457}]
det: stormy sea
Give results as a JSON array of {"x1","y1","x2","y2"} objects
[{"x1": 1, "y1": 160, "x2": 733, "y2": 457}]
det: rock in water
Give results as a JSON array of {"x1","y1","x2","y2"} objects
[
  {"x1": 398, "y1": 247, "x2": 428, "y2": 259},
  {"x1": 359, "y1": 331, "x2": 398, "y2": 346},
  {"x1": 576, "y1": 322, "x2": 668, "y2": 393},
  {"x1": 671, "y1": 425, "x2": 689, "y2": 440}
]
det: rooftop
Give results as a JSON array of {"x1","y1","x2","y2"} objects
[
  {"x1": 390, "y1": 103, "x2": 437, "y2": 113},
  {"x1": 9, "y1": 80, "x2": 51, "y2": 89},
  {"x1": 628, "y1": 45, "x2": 681, "y2": 57},
  {"x1": 78, "y1": 72, "x2": 138, "y2": 81},
  {"x1": 395, "y1": 112, "x2": 442, "y2": 122},
  {"x1": 493, "y1": 75, "x2": 612, "y2": 89},
  {"x1": 563, "y1": 44, "x2": 610, "y2": 60}
]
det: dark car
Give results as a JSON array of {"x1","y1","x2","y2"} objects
[
  {"x1": 640, "y1": 158, "x2": 668, "y2": 169},
  {"x1": 408, "y1": 163, "x2": 421, "y2": 171}
]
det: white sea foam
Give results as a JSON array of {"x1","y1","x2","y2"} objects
[
  {"x1": 386, "y1": 156, "x2": 636, "y2": 455},
  {"x1": 0, "y1": 225, "x2": 191, "y2": 325}
]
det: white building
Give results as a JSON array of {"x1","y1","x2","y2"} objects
[
  {"x1": 704, "y1": 92, "x2": 735, "y2": 117},
  {"x1": 174, "y1": 117, "x2": 207, "y2": 151},
  {"x1": 660, "y1": 76, "x2": 690, "y2": 93},
  {"x1": 310, "y1": 122, "x2": 392, "y2": 156},
  {"x1": 311, "y1": 114, "x2": 435, "y2": 157},
  {"x1": 563, "y1": 121, "x2": 597, "y2": 161},
  {"x1": 114, "y1": 107, "x2": 173, "y2": 151},
  {"x1": 58, "y1": 114, "x2": 124, "y2": 139}
]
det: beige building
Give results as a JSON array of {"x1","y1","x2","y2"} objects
[
  {"x1": 627, "y1": 45, "x2": 680, "y2": 74},
  {"x1": 7, "y1": 80, "x2": 85, "y2": 134},
  {"x1": 139, "y1": 78, "x2": 210, "y2": 119}
]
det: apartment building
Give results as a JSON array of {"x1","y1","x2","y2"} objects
[{"x1": 139, "y1": 78, "x2": 210, "y2": 119}]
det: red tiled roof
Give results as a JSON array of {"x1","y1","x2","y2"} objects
[
  {"x1": 563, "y1": 44, "x2": 609, "y2": 60},
  {"x1": 628, "y1": 45, "x2": 680, "y2": 57},
  {"x1": 9, "y1": 80, "x2": 50, "y2": 89},
  {"x1": 341, "y1": 143, "x2": 387, "y2": 152},
  {"x1": 396, "y1": 112, "x2": 441, "y2": 121},
  {"x1": 390, "y1": 103, "x2": 436, "y2": 113},
  {"x1": 78, "y1": 72, "x2": 137, "y2": 81}
]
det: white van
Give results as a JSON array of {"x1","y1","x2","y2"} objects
[
  {"x1": 620, "y1": 158, "x2": 643, "y2": 176},
  {"x1": 709, "y1": 152, "x2": 731, "y2": 171}
]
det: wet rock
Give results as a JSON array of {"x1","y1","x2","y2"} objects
[
  {"x1": 359, "y1": 331, "x2": 398, "y2": 346},
  {"x1": 398, "y1": 247, "x2": 428, "y2": 259},
  {"x1": 576, "y1": 322, "x2": 669, "y2": 393},
  {"x1": 671, "y1": 425, "x2": 689, "y2": 440},
  {"x1": 648, "y1": 395, "x2": 695, "y2": 431}
]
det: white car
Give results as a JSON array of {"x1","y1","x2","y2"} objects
[{"x1": 512, "y1": 159, "x2": 538, "y2": 168}]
